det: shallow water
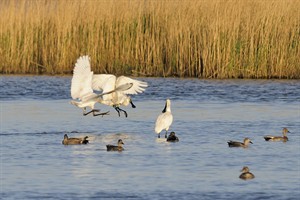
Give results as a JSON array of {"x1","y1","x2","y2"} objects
[{"x1": 1, "y1": 76, "x2": 300, "y2": 200}]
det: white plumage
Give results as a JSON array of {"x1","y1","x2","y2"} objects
[
  {"x1": 92, "y1": 74, "x2": 148, "y2": 117},
  {"x1": 155, "y1": 99, "x2": 173, "y2": 138},
  {"x1": 70, "y1": 55, "x2": 133, "y2": 116}
]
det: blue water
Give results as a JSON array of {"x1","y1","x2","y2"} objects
[{"x1": 1, "y1": 76, "x2": 300, "y2": 199}]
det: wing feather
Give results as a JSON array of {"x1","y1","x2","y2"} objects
[
  {"x1": 92, "y1": 74, "x2": 116, "y2": 93},
  {"x1": 71, "y1": 56, "x2": 93, "y2": 100},
  {"x1": 116, "y1": 76, "x2": 148, "y2": 95}
]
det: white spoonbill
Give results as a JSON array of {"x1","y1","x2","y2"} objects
[
  {"x1": 92, "y1": 74, "x2": 148, "y2": 117},
  {"x1": 155, "y1": 99, "x2": 173, "y2": 138},
  {"x1": 70, "y1": 55, "x2": 133, "y2": 116}
]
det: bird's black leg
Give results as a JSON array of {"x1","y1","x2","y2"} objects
[
  {"x1": 114, "y1": 107, "x2": 121, "y2": 117},
  {"x1": 119, "y1": 108, "x2": 128, "y2": 118},
  {"x1": 158, "y1": 133, "x2": 160, "y2": 138},
  {"x1": 121, "y1": 109, "x2": 128, "y2": 117},
  {"x1": 114, "y1": 106, "x2": 128, "y2": 117},
  {"x1": 83, "y1": 109, "x2": 100, "y2": 116},
  {"x1": 130, "y1": 99, "x2": 136, "y2": 108},
  {"x1": 165, "y1": 131, "x2": 168, "y2": 138},
  {"x1": 93, "y1": 110, "x2": 110, "y2": 117},
  {"x1": 83, "y1": 110, "x2": 93, "y2": 116}
]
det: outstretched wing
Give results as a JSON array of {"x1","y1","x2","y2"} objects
[
  {"x1": 71, "y1": 55, "x2": 93, "y2": 100},
  {"x1": 116, "y1": 76, "x2": 148, "y2": 95},
  {"x1": 92, "y1": 74, "x2": 117, "y2": 93}
]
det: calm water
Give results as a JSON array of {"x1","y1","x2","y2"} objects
[{"x1": 1, "y1": 76, "x2": 300, "y2": 200}]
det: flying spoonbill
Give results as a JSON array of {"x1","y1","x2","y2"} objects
[
  {"x1": 92, "y1": 74, "x2": 148, "y2": 117},
  {"x1": 155, "y1": 99, "x2": 173, "y2": 138},
  {"x1": 70, "y1": 55, "x2": 133, "y2": 116}
]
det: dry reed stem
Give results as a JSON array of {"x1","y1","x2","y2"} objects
[{"x1": 0, "y1": 0, "x2": 299, "y2": 78}]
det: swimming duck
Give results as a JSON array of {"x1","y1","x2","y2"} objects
[
  {"x1": 264, "y1": 128, "x2": 290, "y2": 142},
  {"x1": 106, "y1": 139, "x2": 124, "y2": 151},
  {"x1": 239, "y1": 166, "x2": 255, "y2": 180},
  {"x1": 227, "y1": 138, "x2": 253, "y2": 148},
  {"x1": 62, "y1": 134, "x2": 89, "y2": 145},
  {"x1": 166, "y1": 132, "x2": 179, "y2": 142},
  {"x1": 155, "y1": 99, "x2": 173, "y2": 138}
]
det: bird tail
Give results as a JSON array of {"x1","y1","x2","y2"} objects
[
  {"x1": 70, "y1": 100, "x2": 80, "y2": 106},
  {"x1": 263, "y1": 136, "x2": 272, "y2": 141}
]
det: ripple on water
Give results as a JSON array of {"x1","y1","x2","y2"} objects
[{"x1": 1, "y1": 76, "x2": 300, "y2": 199}]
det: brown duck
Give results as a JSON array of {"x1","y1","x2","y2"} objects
[
  {"x1": 264, "y1": 128, "x2": 290, "y2": 142},
  {"x1": 227, "y1": 138, "x2": 253, "y2": 148},
  {"x1": 239, "y1": 166, "x2": 255, "y2": 180},
  {"x1": 62, "y1": 134, "x2": 89, "y2": 145},
  {"x1": 106, "y1": 139, "x2": 124, "y2": 151}
]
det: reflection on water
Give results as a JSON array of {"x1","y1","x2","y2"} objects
[{"x1": 1, "y1": 76, "x2": 300, "y2": 199}]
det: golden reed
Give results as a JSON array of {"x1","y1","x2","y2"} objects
[{"x1": 0, "y1": 0, "x2": 299, "y2": 78}]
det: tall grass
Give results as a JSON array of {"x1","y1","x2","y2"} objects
[{"x1": 0, "y1": 0, "x2": 299, "y2": 78}]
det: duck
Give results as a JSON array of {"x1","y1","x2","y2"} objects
[
  {"x1": 62, "y1": 134, "x2": 89, "y2": 145},
  {"x1": 239, "y1": 166, "x2": 255, "y2": 180},
  {"x1": 155, "y1": 99, "x2": 173, "y2": 138},
  {"x1": 166, "y1": 132, "x2": 179, "y2": 142},
  {"x1": 227, "y1": 138, "x2": 253, "y2": 148},
  {"x1": 264, "y1": 128, "x2": 290, "y2": 142},
  {"x1": 106, "y1": 139, "x2": 124, "y2": 151}
]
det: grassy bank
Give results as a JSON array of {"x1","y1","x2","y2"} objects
[{"x1": 0, "y1": 0, "x2": 299, "y2": 78}]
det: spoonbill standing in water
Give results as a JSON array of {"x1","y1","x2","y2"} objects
[
  {"x1": 155, "y1": 99, "x2": 173, "y2": 138},
  {"x1": 92, "y1": 74, "x2": 148, "y2": 117},
  {"x1": 70, "y1": 55, "x2": 133, "y2": 116}
]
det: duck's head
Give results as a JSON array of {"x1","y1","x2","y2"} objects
[
  {"x1": 169, "y1": 132, "x2": 176, "y2": 136},
  {"x1": 241, "y1": 166, "x2": 250, "y2": 173},
  {"x1": 118, "y1": 139, "x2": 124, "y2": 145},
  {"x1": 282, "y1": 128, "x2": 290, "y2": 135},
  {"x1": 244, "y1": 138, "x2": 253, "y2": 145}
]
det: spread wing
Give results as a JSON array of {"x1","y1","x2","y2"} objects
[
  {"x1": 71, "y1": 55, "x2": 93, "y2": 100},
  {"x1": 92, "y1": 74, "x2": 117, "y2": 93},
  {"x1": 116, "y1": 76, "x2": 148, "y2": 95}
]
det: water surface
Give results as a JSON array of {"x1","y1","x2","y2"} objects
[{"x1": 1, "y1": 76, "x2": 300, "y2": 199}]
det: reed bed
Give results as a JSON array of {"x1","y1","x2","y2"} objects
[{"x1": 0, "y1": 0, "x2": 299, "y2": 78}]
